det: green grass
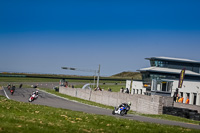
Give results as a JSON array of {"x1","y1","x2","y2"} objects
[
  {"x1": 99, "y1": 84, "x2": 124, "y2": 92},
  {"x1": 0, "y1": 77, "x2": 126, "y2": 92},
  {"x1": 141, "y1": 114, "x2": 200, "y2": 125},
  {"x1": 0, "y1": 77, "x2": 60, "y2": 82},
  {"x1": 0, "y1": 76, "x2": 126, "y2": 84},
  {"x1": 0, "y1": 95, "x2": 199, "y2": 133},
  {"x1": 0, "y1": 76, "x2": 126, "y2": 83},
  {"x1": 74, "y1": 84, "x2": 125, "y2": 92}
]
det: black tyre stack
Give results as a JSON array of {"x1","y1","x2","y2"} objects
[{"x1": 163, "y1": 106, "x2": 200, "y2": 121}]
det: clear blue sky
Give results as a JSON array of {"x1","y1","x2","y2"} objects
[{"x1": 0, "y1": 0, "x2": 200, "y2": 76}]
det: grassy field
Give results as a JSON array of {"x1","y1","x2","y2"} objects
[
  {"x1": 0, "y1": 95, "x2": 199, "y2": 133},
  {"x1": 0, "y1": 77, "x2": 125, "y2": 92},
  {"x1": 0, "y1": 77, "x2": 126, "y2": 83},
  {"x1": 74, "y1": 84, "x2": 124, "y2": 92},
  {"x1": 0, "y1": 77, "x2": 60, "y2": 82}
]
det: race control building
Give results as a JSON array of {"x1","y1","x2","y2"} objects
[{"x1": 126, "y1": 57, "x2": 200, "y2": 106}]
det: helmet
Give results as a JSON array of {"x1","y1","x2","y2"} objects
[
  {"x1": 128, "y1": 102, "x2": 131, "y2": 106},
  {"x1": 36, "y1": 91, "x2": 38, "y2": 94}
]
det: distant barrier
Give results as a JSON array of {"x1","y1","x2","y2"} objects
[
  {"x1": 0, "y1": 74, "x2": 26, "y2": 77},
  {"x1": 59, "y1": 86, "x2": 173, "y2": 114},
  {"x1": 173, "y1": 102, "x2": 200, "y2": 113},
  {"x1": 163, "y1": 106, "x2": 200, "y2": 121}
]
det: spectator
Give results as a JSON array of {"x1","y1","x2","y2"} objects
[
  {"x1": 108, "y1": 88, "x2": 112, "y2": 92},
  {"x1": 186, "y1": 96, "x2": 190, "y2": 104},
  {"x1": 94, "y1": 88, "x2": 97, "y2": 91},
  {"x1": 178, "y1": 96, "x2": 184, "y2": 103},
  {"x1": 64, "y1": 81, "x2": 68, "y2": 87},
  {"x1": 126, "y1": 88, "x2": 129, "y2": 94},
  {"x1": 7, "y1": 84, "x2": 11, "y2": 90},
  {"x1": 120, "y1": 87, "x2": 124, "y2": 93},
  {"x1": 176, "y1": 94, "x2": 180, "y2": 102},
  {"x1": 173, "y1": 92, "x2": 177, "y2": 102},
  {"x1": 99, "y1": 87, "x2": 102, "y2": 91}
]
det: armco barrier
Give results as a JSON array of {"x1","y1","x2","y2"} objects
[{"x1": 59, "y1": 86, "x2": 165, "y2": 114}]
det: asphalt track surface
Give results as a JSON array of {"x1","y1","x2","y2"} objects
[{"x1": 1, "y1": 87, "x2": 200, "y2": 130}]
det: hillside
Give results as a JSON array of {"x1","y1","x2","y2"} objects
[
  {"x1": 111, "y1": 71, "x2": 142, "y2": 80},
  {"x1": 0, "y1": 71, "x2": 142, "y2": 81}
]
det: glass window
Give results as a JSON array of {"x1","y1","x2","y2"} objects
[
  {"x1": 193, "y1": 67, "x2": 200, "y2": 73},
  {"x1": 155, "y1": 61, "x2": 158, "y2": 67},
  {"x1": 150, "y1": 61, "x2": 155, "y2": 67}
]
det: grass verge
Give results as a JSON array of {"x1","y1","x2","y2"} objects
[{"x1": 0, "y1": 95, "x2": 199, "y2": 133}]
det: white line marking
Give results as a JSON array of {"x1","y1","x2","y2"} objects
[{"x1": 2, "y1": 86, "x2": 10, "y2": 99}]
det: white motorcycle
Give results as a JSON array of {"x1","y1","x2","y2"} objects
[
  {"x1": 28, "y1": 94, "x2": 38, "y2": 102},
  {"x1": 112, "y1": 106, "x2": 127, "y2": 116}
]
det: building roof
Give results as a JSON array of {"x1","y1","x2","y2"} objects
[
  {"x1": 145, "y1": 57, "x2": 200, "y2": 64},
  {"x1": 138, "y1": 67, "x2": 200, "y2": 77}
]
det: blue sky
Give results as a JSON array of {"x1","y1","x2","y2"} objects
[{"x1": 0, "y1": 0, "x2": 200, "y2": 76}]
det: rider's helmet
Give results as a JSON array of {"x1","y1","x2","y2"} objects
[
  {"x1": 128, "y1": 102, "x2": 131, "y2": 106},
  {"x1": 36, "y1": 91, "x2": 38, "y2": 95}
]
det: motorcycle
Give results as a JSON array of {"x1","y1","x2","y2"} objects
[
  {"x1": 28, "y1": 94, "x2": 37, "y2": 102},
  {"x1": 112, "y1": 106, "x2": 128, "y2": 116},
  {"x1": 10, "y1": 89, "x2": 14, "y2": 95}
]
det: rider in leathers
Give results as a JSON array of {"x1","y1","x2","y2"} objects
[{"x1": 117, "y1": 102, "x2": 131, "y2": 114}]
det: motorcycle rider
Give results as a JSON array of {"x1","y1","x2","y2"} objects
[
  {"x1": 7, "y1": 83, "x2": 11, "y2": 90},
  {"x1": 10, "y1": 85, "x2": 15, "y2": 94},
  {"x1": 31, "y1": 91, "x2": 36, "y2": 97},
  {"x1": 35, "y1": 91, "x2": 39, "y2": 99},
  {"x1": 117, "y1": 102, "x2": 131, "y2": 114}
]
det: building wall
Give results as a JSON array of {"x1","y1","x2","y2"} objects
[
  {"x1": 170, "y1": 79, "x2": 200, "y2": 106},
  {"x1": 126, "y1": 79, "x2": 200, "y2": 106},
  {"x1": 59, "y1": 86, "x2": 164, "y2": 114},
  {"x1": 126, "y1": 80, "x2": 146, "y2": 95}
]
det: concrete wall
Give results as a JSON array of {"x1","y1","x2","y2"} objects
[{"x1": 59, "y1": 86, "x2": 164, "y2": 114}]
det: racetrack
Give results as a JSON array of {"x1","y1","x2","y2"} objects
[{"x1": 2, "y1": 86, "x2": 200, "y2": 130}]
